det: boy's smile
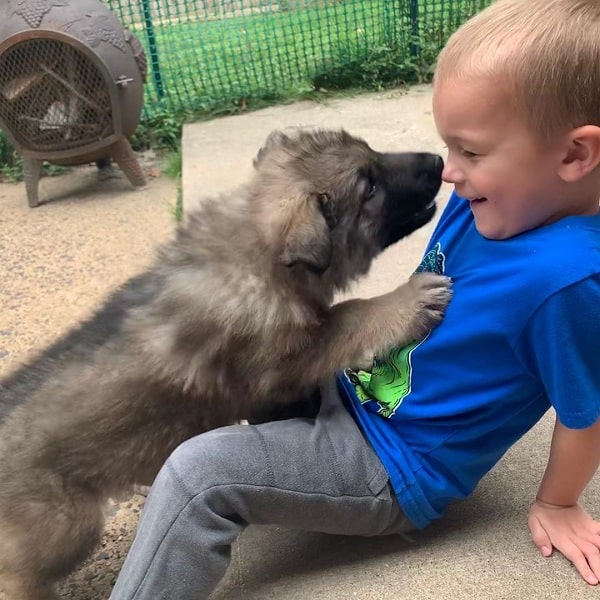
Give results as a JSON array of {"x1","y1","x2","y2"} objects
[{"x1": 432, "y1": 78, "x2": 599, "y2": 239}]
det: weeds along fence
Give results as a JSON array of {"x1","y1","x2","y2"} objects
[{"x1": 106, "y1": 0, "x2": 492, "y2": 119}]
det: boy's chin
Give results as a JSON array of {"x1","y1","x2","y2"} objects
[
  {"x1": 470, "y1": 200, "x2": 522, "y2": 240},
  {"x1": 472, "y1": 216, "x2": 516, "y2": 240}
]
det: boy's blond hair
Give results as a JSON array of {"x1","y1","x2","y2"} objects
[{"x1": 434, "y1": 0, "x2": 600, "y2": 142}]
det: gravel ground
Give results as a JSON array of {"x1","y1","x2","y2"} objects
[
  {"x1": 0, "y1": 496, "x2": 143, "y2": 600},
  {"x1": 59, "y1": 494, "x2": 146, "y2": 599}
]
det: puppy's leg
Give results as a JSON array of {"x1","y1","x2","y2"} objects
[
  {"x1": 0, "y1": 482, "x2": 105, "y2": 600},
  {"x1": 0, "y1": 574, "x2": 58, "y2": 600},
  {"x1": 303, "y1": 272, "x2": 452, "y2": 380}
]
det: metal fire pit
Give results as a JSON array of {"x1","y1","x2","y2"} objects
[{"x1": 0, "y1": 0, "x2": 148, "y2": 207}]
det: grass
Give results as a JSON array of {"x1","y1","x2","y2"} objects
[
  {"x1": 163, "y1": 147, "x2": 183, "y2": 222},
  {"x1": 164, "y1": 147, "x2": 182, "y2": 180},
  {"x1": 134, "y1": 0, "x2": 393, "y2": 114}
]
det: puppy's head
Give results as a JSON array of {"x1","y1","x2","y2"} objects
[{"x1": 250, "y1": 128, "x2": 443, "y2": 288}]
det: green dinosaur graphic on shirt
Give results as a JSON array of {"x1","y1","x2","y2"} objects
[
  {"x1": 345, "y1": 336, "x2": 427, "y2": 417},
  {"x1": 346, "y1": 243, "x2": 445, "y2": 418}
]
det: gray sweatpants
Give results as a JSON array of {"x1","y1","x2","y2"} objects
[{"x1": 109, "y1": 378, "x2": 412, "y2": 600}]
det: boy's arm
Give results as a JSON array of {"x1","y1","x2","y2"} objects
[
  {"x1": 528, "y1": 416, "x2": 600, "y2": 586},
  {"x1": 516, "y1": 275, "x2": 600, "y2": 583}
]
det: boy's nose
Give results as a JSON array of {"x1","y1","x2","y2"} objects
[{"x1": 441, "y1": 160, "x2": 464, "y2": 185}]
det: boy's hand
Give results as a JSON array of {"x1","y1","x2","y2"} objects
[{"x1": 528, "y1": 499, "x2": 600, "y2": 585}]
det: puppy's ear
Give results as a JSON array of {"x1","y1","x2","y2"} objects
[
  {"x1": 253, "y1": 130, "x2": 290, "y2": 168},
  {"x1": 280, "y1": 196, "x2": 333, "y2": 275}
]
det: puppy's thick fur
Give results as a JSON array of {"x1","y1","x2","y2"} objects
[{"x1": 0, "y1": 128, "x2": 451, "y2": 599}]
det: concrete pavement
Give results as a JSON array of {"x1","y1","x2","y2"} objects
[{"x1": 182, "y1": 85, "x2": 599, "y2": 599}]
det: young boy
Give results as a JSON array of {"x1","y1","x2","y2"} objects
[{"x1": 110, "y1": 0, "x2": 600, "y2": 597}]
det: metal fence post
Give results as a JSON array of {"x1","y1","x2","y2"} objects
[
  {"x1": 382, "y1": 0, "x2": 394, "y2": 46},
  {"x1": 141, "y1": 0, "x2": 165, "y2": 100},
  {"x1": 409, "y1": 0, "x2": 420, "y2": 58}
]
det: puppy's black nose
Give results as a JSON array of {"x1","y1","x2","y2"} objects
[
  {"x1": 432, "y1": 155, "x2": 444, "y2": 177},
  {"x1": 418, "y1": 154, "x2": 444, "y2": 188},
  {"x1": 424, "y1": 154, "x2": 443, "y2": 180}
]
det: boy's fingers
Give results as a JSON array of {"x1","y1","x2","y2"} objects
[
  {"x1": 559, "y1": 540, "x2": 600, "y2": 586},
  {"x1": 581, "y1": 543, "x2": 600, "y2": 585},
  {"x1": 570, "y1": 552, "x2": 599, "y2": 586},
  {"x1": 588, "y1": 531, "x2": 600, "y2": 549},
  {"x1": 528, "y1": 516, "x2": 553, "y2": 556}
]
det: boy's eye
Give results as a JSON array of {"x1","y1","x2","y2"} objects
[{"x1": 460, "y1": 148, "x2": 479, "y2": 158}]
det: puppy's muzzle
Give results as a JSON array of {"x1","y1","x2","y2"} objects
[{"x1": 417, "y1": 154, "x2": 444, "y2": 196}]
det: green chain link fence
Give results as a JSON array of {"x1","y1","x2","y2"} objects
[{"x1": 105, "y1": 0, "x2": 492, "y2": 118}]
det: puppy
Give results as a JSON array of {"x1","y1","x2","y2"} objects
[{"x1": 0, "y1": 128, "x2": 451, "y2": 599}]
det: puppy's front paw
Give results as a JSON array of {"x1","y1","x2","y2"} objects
[{"x1": 406, "y1": 272, "x2": 453, "y2": 339}]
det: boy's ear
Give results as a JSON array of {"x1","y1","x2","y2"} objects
[{"x1": 557, "y1": 125, "x2": 600, "y2": 182}]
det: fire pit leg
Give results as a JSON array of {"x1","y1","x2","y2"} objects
[
  {"x1": 110, "y1": 138, "x2": 146, "y2": 188},
  {"x1": 23, "y1": 156, "x2": 43, "y2": 208}
]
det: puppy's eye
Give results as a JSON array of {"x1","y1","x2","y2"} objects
[{"x1": 365, "y1": 178, "x2": 377, "y2": 201}]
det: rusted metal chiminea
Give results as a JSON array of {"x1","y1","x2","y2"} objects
[{"x1": 0, "y1": 0, "x2": 148, "y2": 207}]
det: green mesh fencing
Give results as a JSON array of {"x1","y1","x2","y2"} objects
[{"x1": 105, "y1": 0, "x2": 492, "y2": 117}]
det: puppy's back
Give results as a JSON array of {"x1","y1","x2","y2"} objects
[{"x1": 0, "y1": 272, "x2": 161, "y2": 424}]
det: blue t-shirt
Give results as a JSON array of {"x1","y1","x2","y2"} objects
[{"x1": 338, "y1": 191, "x2": 600, "y2": 529}]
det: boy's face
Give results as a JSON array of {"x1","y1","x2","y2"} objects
[{"x1": 432, "y1": 78, "x2": 574, "y2": 239}]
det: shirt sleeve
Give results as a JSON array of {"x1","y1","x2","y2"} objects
[{"x1": 514, "y1": 275, "x2": 600, "y2": 429}]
